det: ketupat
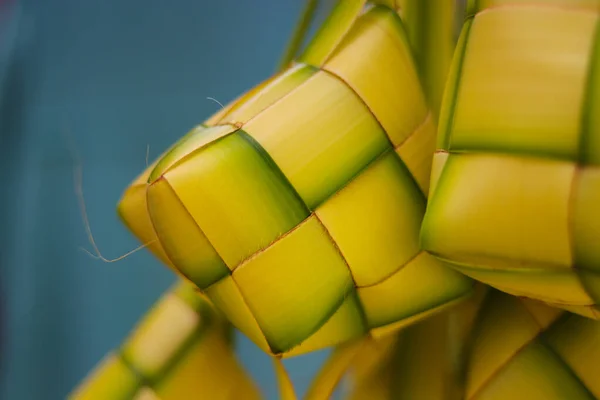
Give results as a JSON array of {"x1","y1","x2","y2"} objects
[
  {"x1": 421, "y1": 0, "x2": 600, "y2": 319},
  {"x1": 461, "y1": 289, "x2": 600, "y2": 399},
  {"x1": 117, "y1": 1, "x2": 473, "y2": 358},
  {"x1": 342, "y1": 286, "x2": 600, "y2": 400},
  {"x1": 70, "y1": 281, "x2": 260, "y2": 400}
]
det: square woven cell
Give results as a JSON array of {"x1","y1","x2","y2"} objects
[
  {"x1": 316, "y1": 151, "x2": 425, "y2": 287},
  {"x1": 449, "y1": 6, "x2": 597, "y2": 158},
  {"x1": 119, "y1": 124, "x2": 246, "y2": 276},
  {"x1": 232, "y1": 216, "x2": 354, "y2": 354},
  {"x1": 149, "y1": 130, "x2": 309, "y2": 269},
  {"x1": 243, "y1": 70, "x2": 390, "y2": 209},
  {"x1": 424, "y1": 153, "x2": 575, "y2": 268}
]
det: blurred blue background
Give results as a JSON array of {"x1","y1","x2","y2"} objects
[{"x1": 0, "y1": 1, "x2": 331, "y2": 398}]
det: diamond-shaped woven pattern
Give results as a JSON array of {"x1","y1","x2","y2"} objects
[
  {"x1": 69, "y1": 282, "x2": 260, "y2": 400},
  {"x1": 463, "y1": 290, "x2": 600, "y2": 400},
  {"x1": 421, "y1": 2, "x2": 600, "y2": 318},
  {"x1": 118, "y1": 5, "x2": 473, "y2": 356}
]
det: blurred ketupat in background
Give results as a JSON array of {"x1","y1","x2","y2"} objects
[{"x1": 0, "y1": 1, "x2": 336, "y2": 399}]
